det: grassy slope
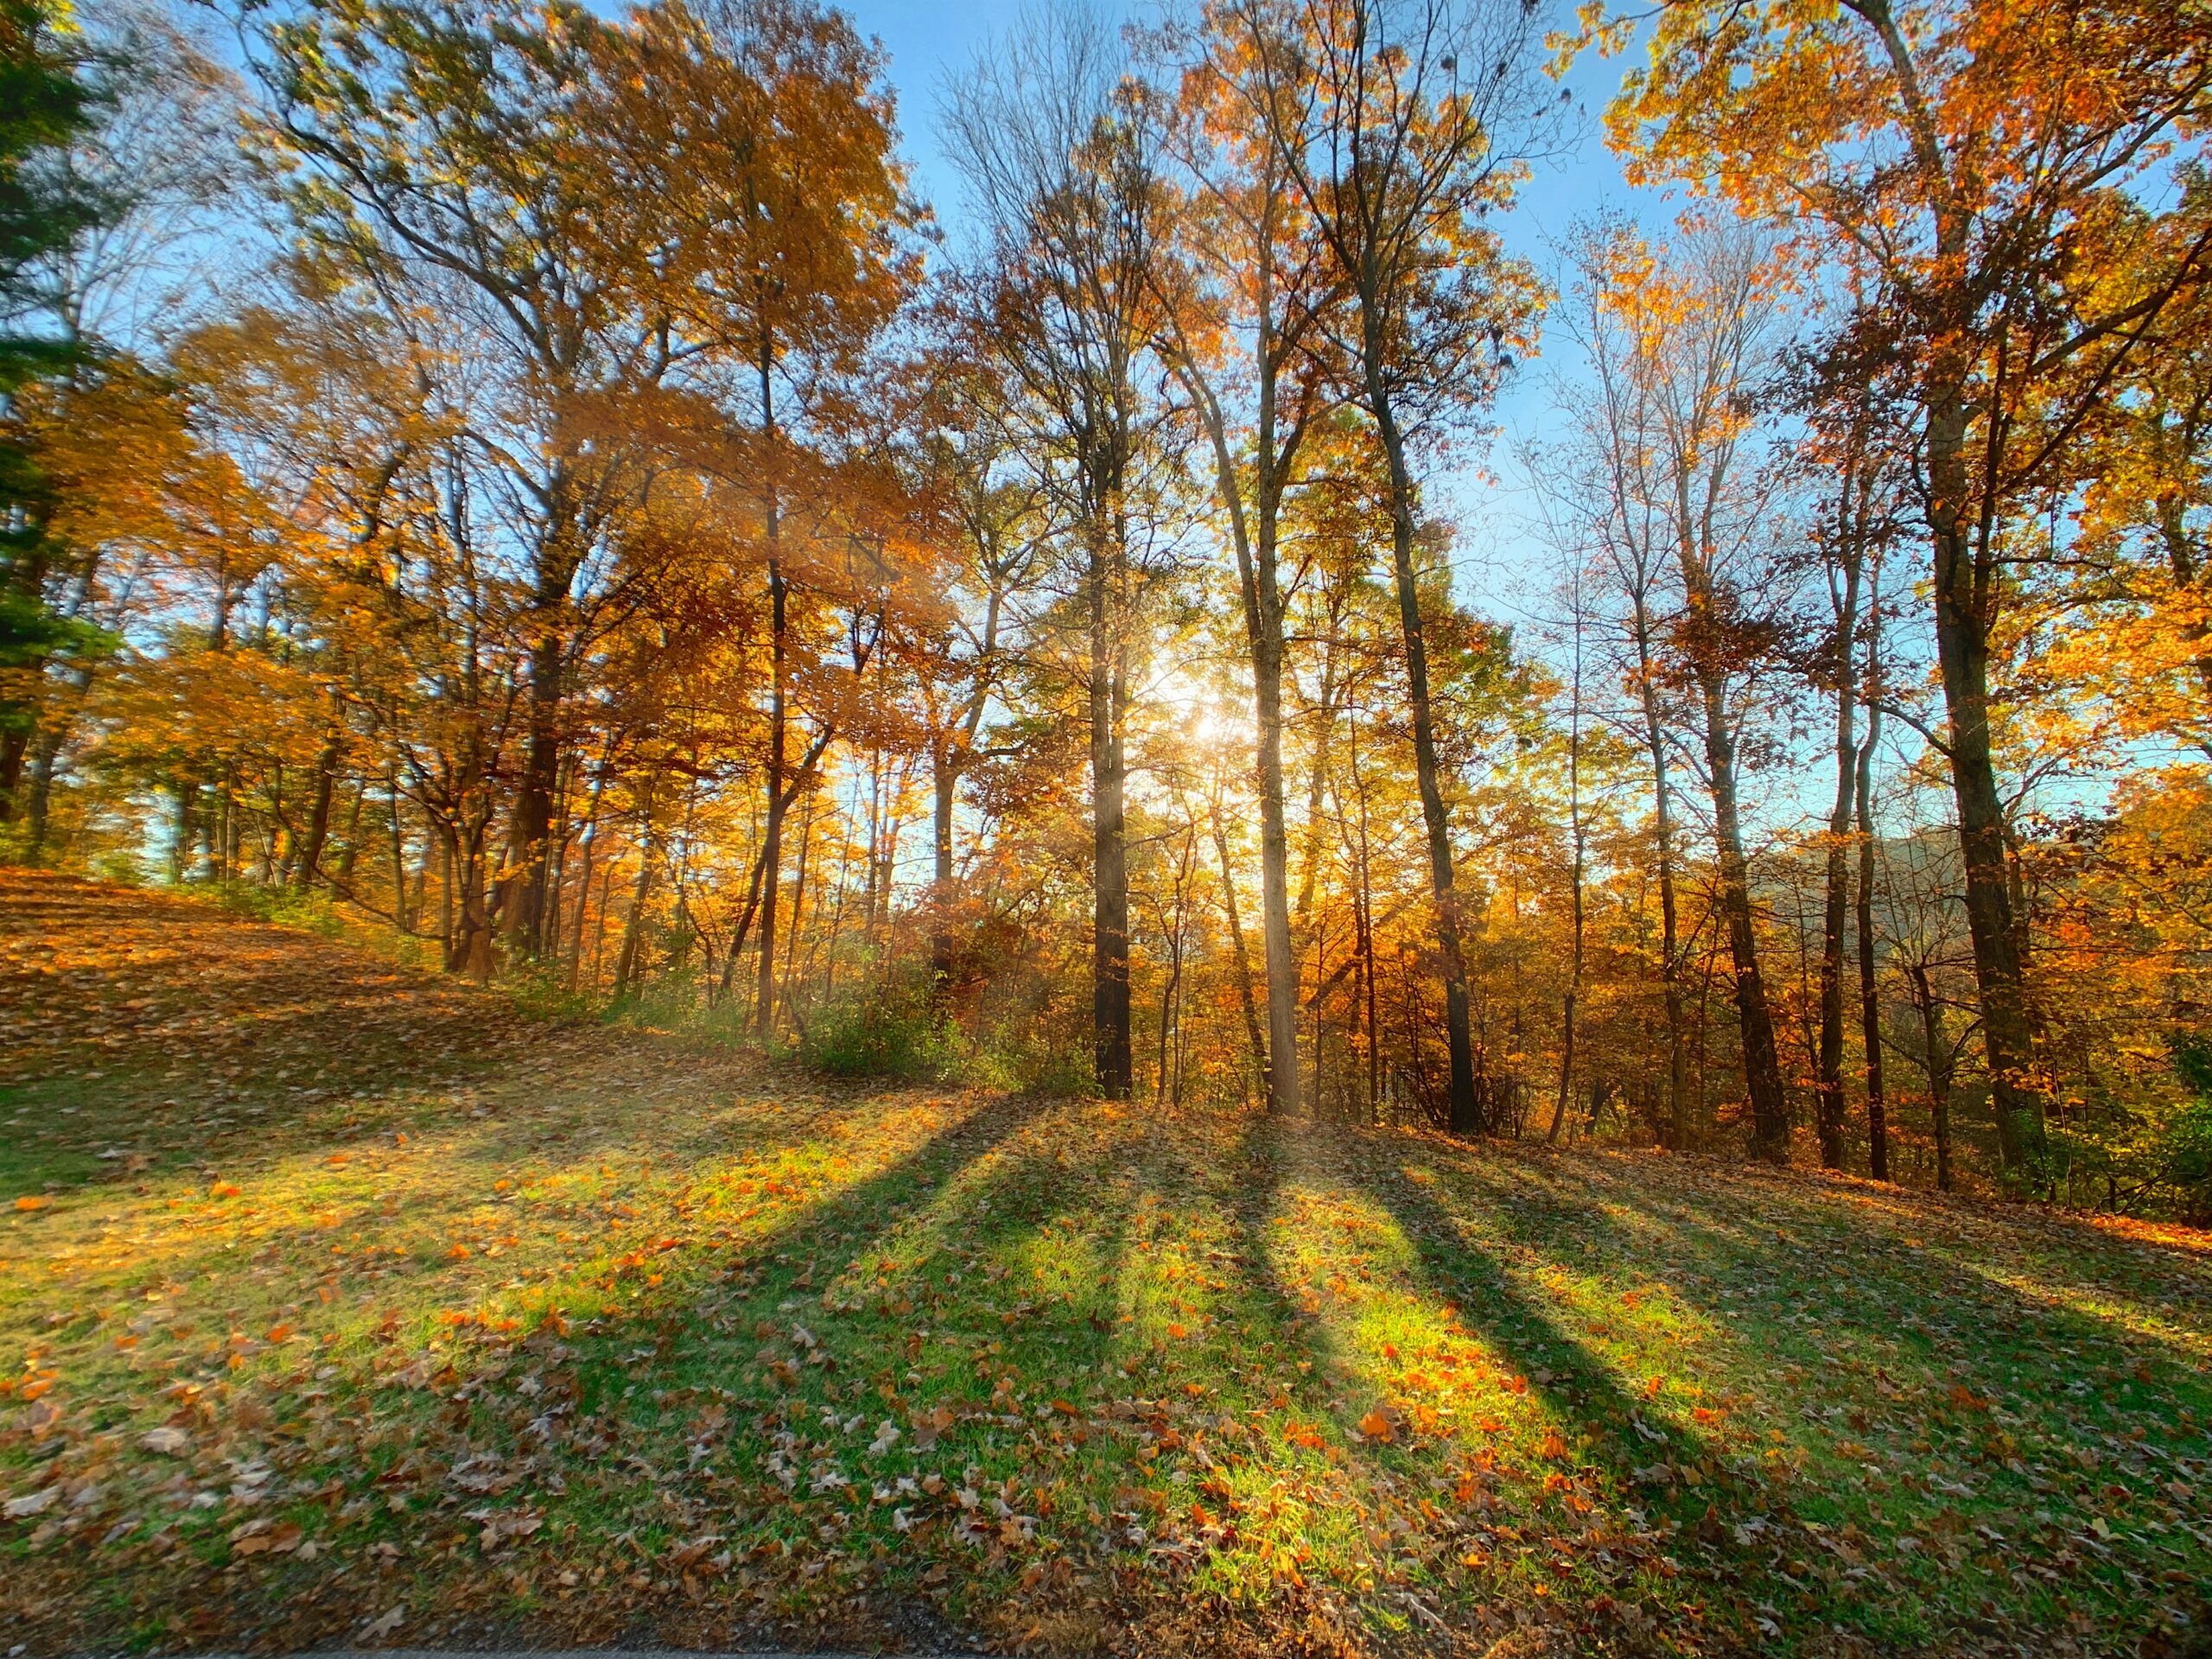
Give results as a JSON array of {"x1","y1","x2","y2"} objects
[{"x1": 1, "y1": 870, "x2": 2208, "y2": 1658}]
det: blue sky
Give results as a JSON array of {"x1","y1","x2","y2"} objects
[{"x1": 850, "y1": 0, "x2": 1675, "y2": 628}]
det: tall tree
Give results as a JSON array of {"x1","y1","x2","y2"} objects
[
  {"x1": 253, "y1": 0, "x2": 666, "y2": 962},
  {"x1": 1149, "y1": 0, "x2": 1351, "y2": 1115},
  {"x1": 1545, "y1": 222, "x2": 1794, "y2": 1157},
  {"x1": 579, "y1": 0, "x2": 919, "y2": 1036},
  {"x1": 1255, "y1": 0, "x2": 1553, "y2": 1135},
  {"x1": 0, "y1": 0, "x2": 110, "y2": 834},
  {"x1": 1599, "y1": 0, "x2": 2212, "y2": 1173},
  {"x1": 947, "y1": 9, "x2": 1175, "y2": 1098}
]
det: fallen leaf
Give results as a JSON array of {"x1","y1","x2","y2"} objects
[{"x1": 359, "y1": 1605, "x2": 405, "y2": 1640}]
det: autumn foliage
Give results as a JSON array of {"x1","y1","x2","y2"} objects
[{"x1": 6, "y1": 0, "x2": 2212, "y2": 1239}]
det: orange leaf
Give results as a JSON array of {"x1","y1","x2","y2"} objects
[
  {"x1": 13, "y1": 1195, "x2": 50, "y2": 1211},
  {"x1": 1357, "y1": 1408, "x2": 1395, "y2": 1443},
  {"x1": 208, "y1": 1182, "x2": 240, "y2": 1199},
  {"x1": 1166, "y1": 1323, "x2": 1188, "y2": 1340}
]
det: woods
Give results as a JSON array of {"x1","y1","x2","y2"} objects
[{"x1": 7, "y1": 0, "x2": 2212, "y2": 1215}]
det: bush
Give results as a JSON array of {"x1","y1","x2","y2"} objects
[
  {"x1": 798, "y1": 982, "x2": 963, "y2": 1083},
  {"x1": 969, "y1": 1024, "x2": 1096, "y2": 1098},
  {"x1": 2158, "y1": 1039, "x2": 2212, "y2": 1222},
  {"x1": 213, "y1": 880, "x2": 346, "y2": 939}
]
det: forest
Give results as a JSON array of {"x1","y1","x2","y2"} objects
[
  {"x1": 3, "y1": 0, "x2": 2212, "y2": 1651},
  {"x1": 8, "y1": 0, "x2": 2212, "y2": 1207}
]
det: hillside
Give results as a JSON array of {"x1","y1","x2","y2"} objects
[{"x1": 1, "y1": 872, "x2": 2207, "y2": 1657}]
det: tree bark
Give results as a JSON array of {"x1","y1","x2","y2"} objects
[
  {"x1": 1209, "y1": 785, "x2": 1270, "y2": 1101},
  {"x1": 1185, "y1": 362, "x2": 1303, "y2": 1116},
  {"x1": 1089, "y1": 502, "x2": 1132, "y2": 1099},
  {"x1": 1908, "y1": 962, "x2": 1955, "y2": 1191},
  {"x1": 1856, "y1": 702, "x2": 1890, "y2": 1182},
  {"x1": 290, "y1": 716, "x2": 346, "y2": 890},
  {"x1": 506, "y1": 597, "x2": 567, "y2": 958},
  {"x1": 613, "y1": 836, "x2": 656, "y2": 1001},
  {"x1": 930, "y1": 742, "x2": 957, "y2": 995},
  {"x1": 754, "y1": 554, "x2": 790, "y2": 1039},
  {"x1": 1926, "y1": 379, "x2": 2045, "y2": 1172},
  {"x1": 1364, "y1": 360, "x2": 1478, "y2": 1135},
  {"x1": 753, "y1": 339, "x2": 789, "y2": 1041},
  {"x1": 1548, "y1": 626, "x2": 1586, "y2": 1147},
  {"x1": 1816, "y1": 556, "x2": 1863, "y2": 1169},
  {"x1": 1698, "y1": 669, "x2": 1790, "y2": 1159}
]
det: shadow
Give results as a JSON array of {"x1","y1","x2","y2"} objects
[
  {"x1": 1327, "y1": 1133, "x2": 1718, "y2": 1496},
  {"x1": 1340, "y1": 1140, "x2": 2212, "y2": 1649}
]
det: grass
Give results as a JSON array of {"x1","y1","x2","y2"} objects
[{"x1": 1, "y1": 868, "x2": 2209, "y2": 1656}]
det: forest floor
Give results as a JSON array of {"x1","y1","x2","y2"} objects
[{"x1": 2, "y1": 869, "x2": 2209, "y2": 1659}]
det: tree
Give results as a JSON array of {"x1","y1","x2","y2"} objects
[
  {"x1": 1597, "y1": 0, "x2": 2212, "y2": 1173},
  {"x1": 578, "y1": 0, "x2": 919, "y2": 1035},
  {"x1": 1145, "y1": 0, "x2": 1354, "y2": 1115},
  {"x1": 253, "y1": 0, "x2": 664, "y2": 962},
  {"x1": 1254, "y1": 0, "x2": 1554, "y2": 1135},
  {"x1": 946, "y1": 9, "x2": 1179, "y2": 1098},
  {"x1": 0, "y1": 0, "x2": 111, "y2": 836},
  {"x1": 1542, "y1": 221, "x2": 1796, "y2": 1159}
]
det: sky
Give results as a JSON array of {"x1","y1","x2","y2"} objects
[
  {"x1": 847, "y1": 0, "x2": 1676, "y2": 636},
  {"x1": 846, "y1": 3, "x2": 1940, "y2": 844}
]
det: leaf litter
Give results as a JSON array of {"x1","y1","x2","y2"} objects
[{"x1": 1, "y1": 871, "x2": 2209, "y2": 1656}]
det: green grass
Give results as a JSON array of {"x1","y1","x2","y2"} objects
[{"x1": 2, "y1": 870, "x2": 2208, "y2": 1656}]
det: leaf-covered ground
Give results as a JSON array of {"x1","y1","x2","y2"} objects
[{"x1": 3, "y1": 870, "x2": 2209, "y2": 1658}]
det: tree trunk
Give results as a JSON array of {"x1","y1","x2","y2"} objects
[
  {"x1": 1364, "y1": 361, "x2": 1478, "y2": 1135},
  {"x1": 1856, "y1": 634, "x2": 1891, "y2": 1182},
  {"x1": 613, "y1": 836, "x2": 656, "y2": 1001},
  {"x1": 1908, "y1": 962, "x2": 1955, "y2": 1191},
  {"x1": 291, "y1": 719, "x2": 345, "y2": 890},
  {"x1": 565, "y1": 760, "x2": 610, "y2": 992},
  {"x1": 1628, "y1": 598, "x2": 1693, "y2": 1148},
  {"x1": 930, "y1": 741, "x2": 957, "y2": 997},
  {"x1": 506, "y1": 622, "x2": 563, "y2": 959},
  {"x1": 754, "y1": 556, "x2": 790, "y2": 1039},
  {"x1": 1548, "y1": 625, "x2": 1586, "y2": 1147},
  {"x1": 779, "y1": 787, "x2": 815, "y2": 1020},
  {"x1": 1090, "y1": 506, "x2": 1133, "y2": 1099},
  {"x1": 1816, "y1": 562, "x2": 1862, "y2": 1169},
  {"x1": 1208, "y1": 787, "x2": 1270, "y2": 1101},
  {"x1": 1700, "y1": 672, "x2": 1791, "y2": 1160},
  {"x1": 1926, "y1": 378, "x2": 2046, "y2": 1173},
  {"x1": 1195, "y1": 378, "x2": 1302, "y2": 1117},
  {"x1": 22, "y1": 651, "x2": 99, "y2": 861}
]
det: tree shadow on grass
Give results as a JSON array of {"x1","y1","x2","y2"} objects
[
  {"x1": 3, "y1": 1086, "x2": 1048, "y2": 1654},
  {"x1": 1355, "y1": 1141, "x2": 2212, "y2": 1653}
]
